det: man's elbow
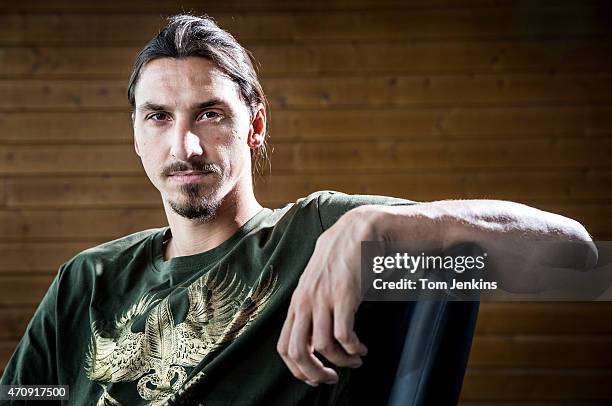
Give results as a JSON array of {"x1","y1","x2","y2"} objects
[{"x1": 558, "y1": 217, "x2": 598, "y2": 271}]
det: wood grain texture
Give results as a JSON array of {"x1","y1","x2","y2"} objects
[
  {"x1": 0, "y1": 242, "x2": 99, "y2": 272},
  {"x1": 459, "y1": 402, "x2": 612, "y2": 406},
  {"x1": 2, "y1": 41, "x2": 612, "y2": 78},
  {"x1": 461, "y1": 369, "x2": 612, "y2": 401},
  {"x1": 4, "y1": 0, "x2": 608, "y2": 12},
  {"x1": 476, "y1": 303, "x2": 612, "y2": 335},
  {"x1": 1, "y1": 8, "x2": 610, "y2": 45},
  {"x1": 0, "y1": 276, "x2": 54, "y2": 306},
  {"x1": 0, "y1": 209, "x2": 166, "y2": 240},
  {"x1": 0, "y1": 341, "x2": 16, "y2": 372},
  {"x1": 469, "y1": 336, "x2": 612, "y2": 368}
]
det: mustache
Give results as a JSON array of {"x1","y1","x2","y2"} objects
[{"x1": 162, "y1": 160, "x2": 221, "y2": 177}]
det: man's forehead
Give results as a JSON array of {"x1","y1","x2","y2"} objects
[
  {"x1": 134, "y1": 57, "x2": 240, "y2": 106},
  {"x1": 140, "y1": 56, "x2": 224, "y2": 78}
]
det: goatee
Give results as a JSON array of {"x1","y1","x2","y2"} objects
[{"x1": 167, "y1": 183, "x2": 221, "y2": 222}]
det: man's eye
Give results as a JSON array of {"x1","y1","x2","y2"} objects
[
  {"x1": 148, "y1": 113, "x2": 169, "y2": 121},
  {"x1": 199, "y1": 111, "x2": 221, "y2": 120}
]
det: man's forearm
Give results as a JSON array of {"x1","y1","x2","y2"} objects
[{"x1": 351, "y1": 200, "x2": 598, "y2": 292}]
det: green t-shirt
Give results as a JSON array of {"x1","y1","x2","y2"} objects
[{"x1": 1, "y1": 191, "x2": 416, "y2": 405}]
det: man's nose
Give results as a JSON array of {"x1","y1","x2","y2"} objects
[{"x1": 170, "y1": 123, "x2": 204, "y2": 160}]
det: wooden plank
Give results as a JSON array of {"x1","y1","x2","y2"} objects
[
  {"x1": 0, "y1": 340, "x2": 17, "y2": 372},
  {"x1": 0, "y1": 209, "x2": 167, "y2": 240},
  {"x1": 0, "y1": 308, "x2": 35, "y2": 340},
  {"x1": 0, "y1": 46, "x2": 136, "y2": 78},
  {"x1": 434, "y1": 106, "x2": 612, "y2": 138},
  {"x1": 2, "y1": 177, "x2": 162, "y2": 208},
  {"x1": 534, "y1": 203, "x2": 612, "y2": 239},
  {"x1": 0, "y1": 145, "x2": 140, "y2": 174},
  {"x1": 0, "y1": 275, "x2": 54, "y2": 306},
  {"x1": 2, "y1": 40, "x2": 612, "y2": 78},
  {"x1": 4, "y1": 171, "x2": 612, "y2": 209},
  {"x1": 257, "y1": 171, "x2": 612, "y2": 202},
  {"x1": 5, "y1": 177, "x2": 161, "y2": 208},
  {"x1": 0, "y1": 111, "x2": 133, "y2": 143},
  {"x1": 461, "y1": 369, "x2": 612, "y2": 401},
  {"x1": 476, "y1": 302, "x2": 612, "y2": 335},
  {"x1": 266, "y1": 139, "x2": 612, "y2": 172},
  {"x1": 2, "y1": 73, "x2": 611, "y2": 110},
  {"x1": 2, "y1": 106, "x2": 612, "y2": 143},
  {"x1": 0, "y1": 242, "x2": 96, "y2": 272},
  {"x1": 1, "y1": 139, "x2": 610, "y2": 175},
  {"x1": 469, "y1": 336, "x2": 612, "y2": 368},
  {"x1": 263, "y1": 74, "x2": 612, "y2": 109},
  {"x1": 460, "y1": 402, "x2": 612, "y2": 406},
  {"x1": 0, "y1": 80, "x2": 126, "y2": 110},
  {"x1": 4, "y1": 0, "x2": 606, "y2": 12},
  {"x1": 252, "y1": 40, "x2": 612, "y2": 76},
  {"x1": 0, "y1": 8, "x2": 610, "y2": 45}
]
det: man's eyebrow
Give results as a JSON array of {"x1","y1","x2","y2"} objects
[
  {"x1": 138, "y1": 102, "x2": 167, "y2": 114},
  {"x1": 195, "y1": 98, "x2": 228, "y2": 109},
  {"x1": 138, "y1": 99, "x2": 228, "y2": 114}
]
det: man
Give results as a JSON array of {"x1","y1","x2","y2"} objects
[{"x1": 0, "y1": 14, "x2": 595, "y2": 406}]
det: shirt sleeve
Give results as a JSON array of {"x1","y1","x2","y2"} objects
[
  {"x1": 0, "y1": 265, "x2": 65, "y2": 387},
  {"x1": 316, "y1": 191, "x2": 419, "y2": 231}
]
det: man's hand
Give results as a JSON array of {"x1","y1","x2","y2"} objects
[{"x1": 276, "y1": 208, "x2": 375, "y2": 387}]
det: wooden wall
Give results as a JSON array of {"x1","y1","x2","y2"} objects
[{"x1": 1, "y1": 1, "x2": 611, "y2": 403}]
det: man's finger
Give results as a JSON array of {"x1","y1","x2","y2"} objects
[
  {"x1": 333, "y1": 298, "x2": 368, "y2": 356},
  {"x1": 288, "y1": 305, "x2": 338, "y2": 385},
  {"x1": 277, "y1": 310, "x2": 309, "y2": 382},
  {"x1": 312, "y1": 305, "x2": 362, "y2": 369}
]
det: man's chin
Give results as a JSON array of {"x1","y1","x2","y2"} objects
[
  {"x1": 165, "y1": 190, "x2": 222, "y2": 221},
  {"x1": 168, "y1": 200, "x2": 219, "y2": 221}
]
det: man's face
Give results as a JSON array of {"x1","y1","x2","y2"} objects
[{"x1": 132, "y1": 57, "x2": 261, "y2": 221}]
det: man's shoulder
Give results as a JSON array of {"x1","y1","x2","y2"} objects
[
  {"x1": 291, "y1": 190, "x2": 418, "y2": 230},
  {"x1": 293, "y1": 190, "x2": 416, "y2": 208},
  {"x1": 312, "y1": 190, "x2": 417, "y2": 206},
  {"x1": 63, "y1": 227, "x2": 164, "y2": 269}
]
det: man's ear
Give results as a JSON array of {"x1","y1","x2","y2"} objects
[
  {"x1": 134, "y1": 138, "x2": 141, "y2": 157},
  {"x1": 132, "y1": 112, "x2": 141, "y2": 157},
  {"x1": 247, "y1": 103, "x2": 266, "y2": 149}
]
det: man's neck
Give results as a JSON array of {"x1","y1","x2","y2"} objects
[{"x1": 161, "y1": 193, "x2": 263, "y2": 261}]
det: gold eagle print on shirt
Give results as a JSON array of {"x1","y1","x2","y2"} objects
[{"x1": 85, "y1": 269, "x2": 278, "y2": 406}]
